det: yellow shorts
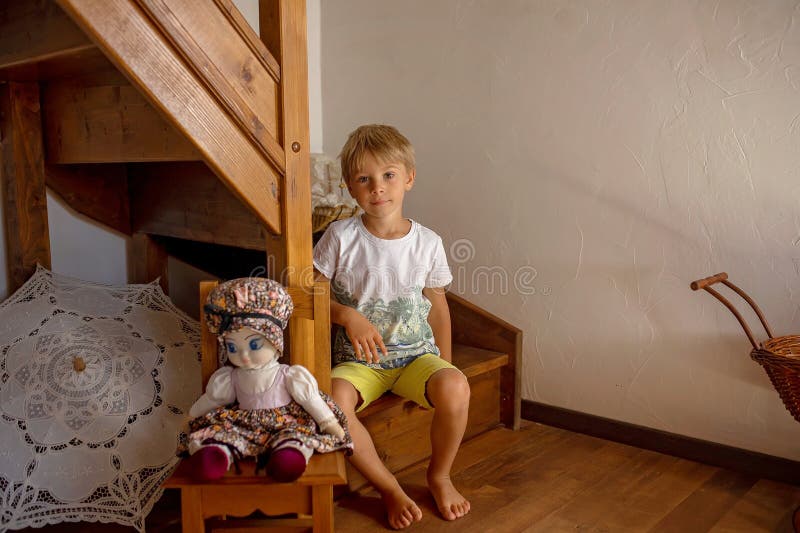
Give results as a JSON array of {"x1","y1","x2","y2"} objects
[{"x1": 331, "y1": 353, "x2": 460, "y2": 412}]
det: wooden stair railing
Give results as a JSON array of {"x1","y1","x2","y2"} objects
[{"x1": 1, "y1": 0, "x2": 306, "y2": 263}]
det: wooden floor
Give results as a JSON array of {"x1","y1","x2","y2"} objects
[
  {"x1": 15, "y1": 422, "x2": 800, "y2": 532},
  {"x1": 336, "y1": 421, "x2": 800, "y2": 532}
]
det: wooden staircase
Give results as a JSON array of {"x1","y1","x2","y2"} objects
[
  {"x1": 1, "y1": 1, "x2": 345, "y2": 530},
  {"x1": 1, "y1": 0, "x2": 333, "y2": 377},
  {"x1": 0, "y1": 0, "x2": 304, "y2": 293}
]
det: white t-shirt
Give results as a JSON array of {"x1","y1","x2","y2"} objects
[{"x1": 313, "y1": 216, "x2": 453, "y2": 369}]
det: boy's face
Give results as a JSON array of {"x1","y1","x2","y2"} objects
[{"x1": 346, "y1": 152, "x2": 415, "y2": 221}]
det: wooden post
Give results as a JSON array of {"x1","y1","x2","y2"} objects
[
  {"x1": 314, "y1": 275, "x2": 331, "y2": 392},
  {"x1": 180, "y1": 487, "x2": 205, "y2": 533},
  {"x1": 131, "y1": 232, "x2": 169, "y2": 294},
  {"x1": 312, "y1": 484, "x2": 334, "y2": 533},
  {"x1": 261, "y1": 0, "x2": 315, "y2": 367},
  {"x1": 0, "y1": 82, "x2": 51, "y2": 292}
]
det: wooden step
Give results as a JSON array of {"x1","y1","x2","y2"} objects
[{"x1": 344, "y1": 344, "x2": 509, "y2": 492}]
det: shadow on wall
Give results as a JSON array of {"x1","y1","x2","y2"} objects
[{"x1": 529, "y1": 157, "x2": 696, "y2": 248}]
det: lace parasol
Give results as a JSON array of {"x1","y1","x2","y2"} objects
[{"x1": 0, "y1": 266, "x2": 200, "y2": 531}]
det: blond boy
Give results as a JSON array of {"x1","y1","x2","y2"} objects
[{"x1": 313, "y1": 125, "x2": 471, "y2": 529}]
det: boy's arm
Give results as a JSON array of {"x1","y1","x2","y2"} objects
[
  {"x1": 329, "y1": 298, "x2": 356, "y2": 327},
  {"x1": 423, "y1": 286, "x2": 452, "y2": 362},
  {"x1": 328, "y1": 286, "x2": 388, "y2": 364}
]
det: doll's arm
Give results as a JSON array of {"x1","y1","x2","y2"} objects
[
  {"x1": 285, "y1": 365, "x2": 345, "y2": 439},
  {"x1": 189, "y1": 366, "x2": 236, "y2": 417}
]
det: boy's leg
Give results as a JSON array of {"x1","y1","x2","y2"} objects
[
  {"x1": 331, "y1": 373, "x2": 422, "y2": 530},
  {"x1": 392, "y1": 355, "x2": 471, "y2": 521},
  {"x1": 426, "y1": 368, "x2": 471, "y2": 520}
]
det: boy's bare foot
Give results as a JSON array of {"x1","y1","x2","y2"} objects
[
  {"x1": 427, "y1": 474, "x2": 470, "y2": 521},
  {"x1": 380, "y1": 486, "x2": 423, "y2": 529}
]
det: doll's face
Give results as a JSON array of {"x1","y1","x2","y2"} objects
[{"x1": 222, "y1": 327, "x2": 279, "y2": 369}]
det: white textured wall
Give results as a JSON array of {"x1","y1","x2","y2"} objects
[
  {"x1": 321, "y1": 0, "x2": 800, "y2": 459},
  {"x1": 306, "y1": 0, "x2": 323, "y2": 152},
  {"x1": 0, "y1": 193, "x2": 130, "y2": 302},
  {"x1": 47, "y1": 194, "x2": 129, "y2": 285}
]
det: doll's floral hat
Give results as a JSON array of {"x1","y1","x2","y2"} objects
[{"x1": 203, "y1": 277, "x2": 294, "y2": 355}]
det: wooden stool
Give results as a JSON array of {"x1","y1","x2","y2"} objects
[{"x1": 164, "y1": 451, "x2": 346, "y2": 532}]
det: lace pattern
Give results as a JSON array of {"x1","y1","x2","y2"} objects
[{"x1": 0, "y1": 266, "x2": 201, "y2": 531}]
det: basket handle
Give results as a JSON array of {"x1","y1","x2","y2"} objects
[
  {"x1": 689, "y1": 272, "x2": 728, "y2": 291},
  {"x1": 689, "y1": 272, "x2": 774, "y2": 349}
]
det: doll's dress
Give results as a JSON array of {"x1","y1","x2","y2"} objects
[{"x1": 186, "y1": 364, "x2": 353, "y2": 461}]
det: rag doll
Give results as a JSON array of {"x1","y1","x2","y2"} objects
[{"x1": 184, "y1": 277, "x2": 352, "y2": 482}]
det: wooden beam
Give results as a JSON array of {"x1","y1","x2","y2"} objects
[
  {"x1": 0, "y1": 48, "x2": 114, "y2": 85},
  {"x1": 276, "y1": 0, "x2": 313, "y2": 280},
  {"x1": 269, "y1": 0, "x2": 315, "y2": 365},
  {"x1": 160, "y1": 238, "x2": 268, "y2": 281},
  {"x1": 0, "y1": 0, "x2": 93, "y2": 72},
  {"x1": 131, "y1": 232, "x2": 168, "y2": 293},
  {"x1": 45, "y1": 163, "x2": 131, "y2": 234},
  {"x1": 0, "y1": 82, "x2": 51, "y2": 291},
  {"x1": 313, "y1": 274, "x2": 331, "y2": 392},
  {"x1": 56, "y1": 0, "x2": 282, "y2": 233},
  {"x1": 128, "y1": 162, "x2": 269, "y2": 251},
  {"x1": 257, "y1": 0, "x2": 281, "y2": 65},
  {"x1": 42, "y1": 76, "x2": 200, "y2": 164}
]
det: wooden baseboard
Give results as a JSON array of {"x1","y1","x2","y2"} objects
[{"x1": 522, "y1": 400, "x2": 800, "y2": 487}]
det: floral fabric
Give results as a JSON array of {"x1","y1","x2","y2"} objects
[
  {"x1": 204, "y1": 277, "x2": 293, "y2": 355},
  {"x1": 186, "y1": 392, "x2": 353, "y2": 459}
]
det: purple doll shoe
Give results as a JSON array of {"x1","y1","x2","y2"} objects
[
  {"x1": 267, "y1": 447, "x2": 307, "y2": 482},
  {"x1": 189, "y1": 445, "x2": 231, "y2": 481}
]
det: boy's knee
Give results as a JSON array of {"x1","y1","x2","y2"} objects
[
  {"x1": 427, "y1": 369, "x2": 470, "y2": 409},
  {"x1": 331, "y1": 378, "x2": 361, "y2": 412}
]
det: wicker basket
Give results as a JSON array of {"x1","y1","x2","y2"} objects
[
  {"x1": 691, "y1": 272, "x2": 800, "y2": 422},
  {"x1": 312, "y1": 205, "x2": 359, "y2": 234},
  {"x1": 751, "y1": 336, "x2": 800, "y2": 422}
]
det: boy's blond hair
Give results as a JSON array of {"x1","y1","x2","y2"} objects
[{"x1": 339, "y1": 124, "x2": 415, "y2": 182}]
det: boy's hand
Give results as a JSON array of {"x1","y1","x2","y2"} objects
[{"x1": 343, "y1": 310, "x2": 388, "y2": 364}]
